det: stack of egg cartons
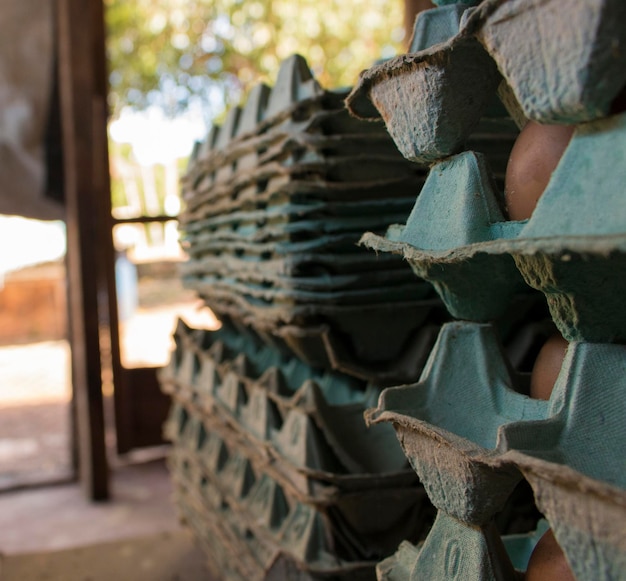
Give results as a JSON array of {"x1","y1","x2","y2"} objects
[
  {"x1": 347, "y1": 1, "x2": 626, "y2": 579},
  {"x1": 162, "y1": 54, "x2": 444, "y2": 581},
  {"x1": 160, "y1": 317, "x2": 434, "y2": 580},
  {"x1": 161, "y1": 48, "x2": 524, "y2": 579},
  {"x1": 179, "y1": 54, "x2": 443, "y2": 382}
]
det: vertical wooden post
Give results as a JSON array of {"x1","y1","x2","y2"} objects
[{"x1": 56, "y1": 0, "x2": 111, "y2": 500}]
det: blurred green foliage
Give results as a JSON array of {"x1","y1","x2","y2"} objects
[{"x1": 104, "y1": 0, "x2": 404, "y2": 119}]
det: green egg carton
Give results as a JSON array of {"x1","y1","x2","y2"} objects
[
  {"x1": 497, "y1": 341, "x2": 626, "y2": 581},
  {"x1": 470, "y1": 0, "x2": 626, "y2": 124},
  {"x1": 366, "y1": 322, "x2": 626, "y2": 579},
  {"x1": 194, "y1": 292, "x2": 443, "y2": 380},
  {"x1": 182, "y1": 197, "x2": 417, "y2": 241},
  {"x1": 182, "y1": 259, "x2": 418, "y2": 294},
  {"x1": 376, "y1": 519, "x2": 550, "y2": 580},
  {"x1": 360, "y1": 150, "x2": 528, "y2": 321},
  {"x1": 162, "y1": 320, "x2": 413, "y2": 478},
  {"x1": 181, "y1": 209, "x2": 415, "y2": 249},
  {"x1": 166, "y1": 404, "x2": 433, "y2": 577},
  {"x1": 173, "y1": 472, "x2": 380, "y2": 581},
  {"x1": 366, "y1": 321, "x2": 551, "y2": 579},
  {"x1": 182, "y1": 155, "x2": 423, "y2": 223},
  {"x1": 346, "y1": 5, "x2": 501, "y2": 164},
  {"x1": 362, "y1": 112, "x2": 626, "y2": 337},
  {"x1": 181, "y1": 249, "x2": 414, "y2": 280},
  {"x1": 183, "y1": 54, "x2": 425, "y2": 217},
  {"x1": 184, "y1": 171, "x2": 426, "y2": 220},
  {"x1": 431, "y1": 0, "x2": 480, "y2": 5},
  {"x1": 182, "y1": 231, "x2": 375, "y2": 258}
]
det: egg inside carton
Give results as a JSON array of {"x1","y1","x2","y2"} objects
[{"x1": 346, "y1": 1, "x2": 626, "y2": 579}]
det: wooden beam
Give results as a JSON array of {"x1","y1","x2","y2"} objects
[{"x1": 56, "y1": 0, "x2": 111, "y2": 500}]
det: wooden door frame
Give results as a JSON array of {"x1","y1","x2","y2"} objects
[{"x1": 56, "y1": 0, "x2": 113, "y2": 501}]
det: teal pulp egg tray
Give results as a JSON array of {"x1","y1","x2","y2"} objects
[{"x1": 159, "y1": 319, "x2": 437, "y2": 580}]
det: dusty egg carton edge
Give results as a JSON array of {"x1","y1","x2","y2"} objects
[
  {"x1": 161, "y1": 324, "x2": 412, "y2": 477},
  {"x1": 347, "y1": 0, "x2": 626, "y2": 153},
  {"x1": 185, "y1": 53, "x2": 394, "y2": 193},
  {"x1": 180, "y1": 261, "x2": 420, "y2": 294},
  {"x1": 181, "y1": 149, "x2": 423, "y2": 221},
  {"x1": 182, "y1": 244, "x2": 415, "y2": 278},
  {"x1": 167, "y1": 410, "x2": 429, "y2": 566},
  {"x1": 360, "y1": 113, "x2": 626, "y2": 336},
  {"x1": 189, "y1": 291, "x2": 445, "y2": 383},
  {"x1": 160, "y1": 319, "x2": 412, "y2": 473},
  {"x1": 345, "y1": 5, "x2": 501, "y2": 164},
  {"x1": 369, "y1": 323, "x2": 626, "y2": 580},
  {"x1": 170, "y1": 438, "x2": 429, "y2": 565},
  {"x1": 471, "y1": 0, "x2": 626, "y2": 124},
  {"x1": 182, "y1": 172, "x2": 429, "y2": 224},
  {"x1": 182, "y1": 193, "x2": 418, "y2": 232},
  {"x1": 172, "y1": 466, "x2": 380, "y2": 581}
]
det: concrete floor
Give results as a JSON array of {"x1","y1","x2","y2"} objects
[{"x1": 0, "y1": 459, "x2": 214, "y2": 580}]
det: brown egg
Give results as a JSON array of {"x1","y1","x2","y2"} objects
[
  {"x1": 525, "y1": 529, "x2": 576, "y2": 581},
  {"x1": 529, "y1": 333, "x2": 569, "y2": 400},
  {"x1": 505, "y1": 122, "x2": 575, "y2": 221}
]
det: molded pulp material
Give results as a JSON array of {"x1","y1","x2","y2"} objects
[
  {"x1": 377, "y1": 520, "x2": 550, "y2": 579},
  {"x1": 367, "y1": 322, "x2": 548, "y2": 525},
  {"x1": 160, "y1": 319, "x2": 414, "y2": 478},
  {"x1": 159, "y1": 321, "x2": 439, "y2": 579},
  {"x1": 346, "y1": 6, "x2": 501, "y2": 163},
  {"x1": 179, "y1": 54, "x2": 444, "y2": 379},
  {"x1": 361, "y1": 151, "x2": 527, "y2": 320},
  {"x1": 363, "y1": 113, "x2": 626, "y2": 339},
  {"x1": 471, "y1": 0, "x2": 626, "y2": 123},
  {"x1": 369, "y1": 325, "x2": 626, "y2": 579},
  {"x1": 498, "y1": 341, "x2": 626, "y2": 581}
]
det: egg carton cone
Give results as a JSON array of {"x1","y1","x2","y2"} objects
[
  {"x1": 470, "y1": 0, "x2": 626, "y2": 124},
  {"x1": 360, "y1": 150, "x2": 529, "y2": 321},
  {"x1": 365, "y1": 322, "x2": 560, "y2": 579},
  {"x1": 375, "y1": 518, "x2": 545, "y2": 580},
  {"x1": 346, "y1": 5, "x2": 501, "y2": 164},
  {"x1": 367, "y1": 322, "x2": 550, "y2": 525}
]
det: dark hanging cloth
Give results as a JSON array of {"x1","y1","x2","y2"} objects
[{"x1": 0, "y1": 0, "x2": 64, "y2": 221}]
